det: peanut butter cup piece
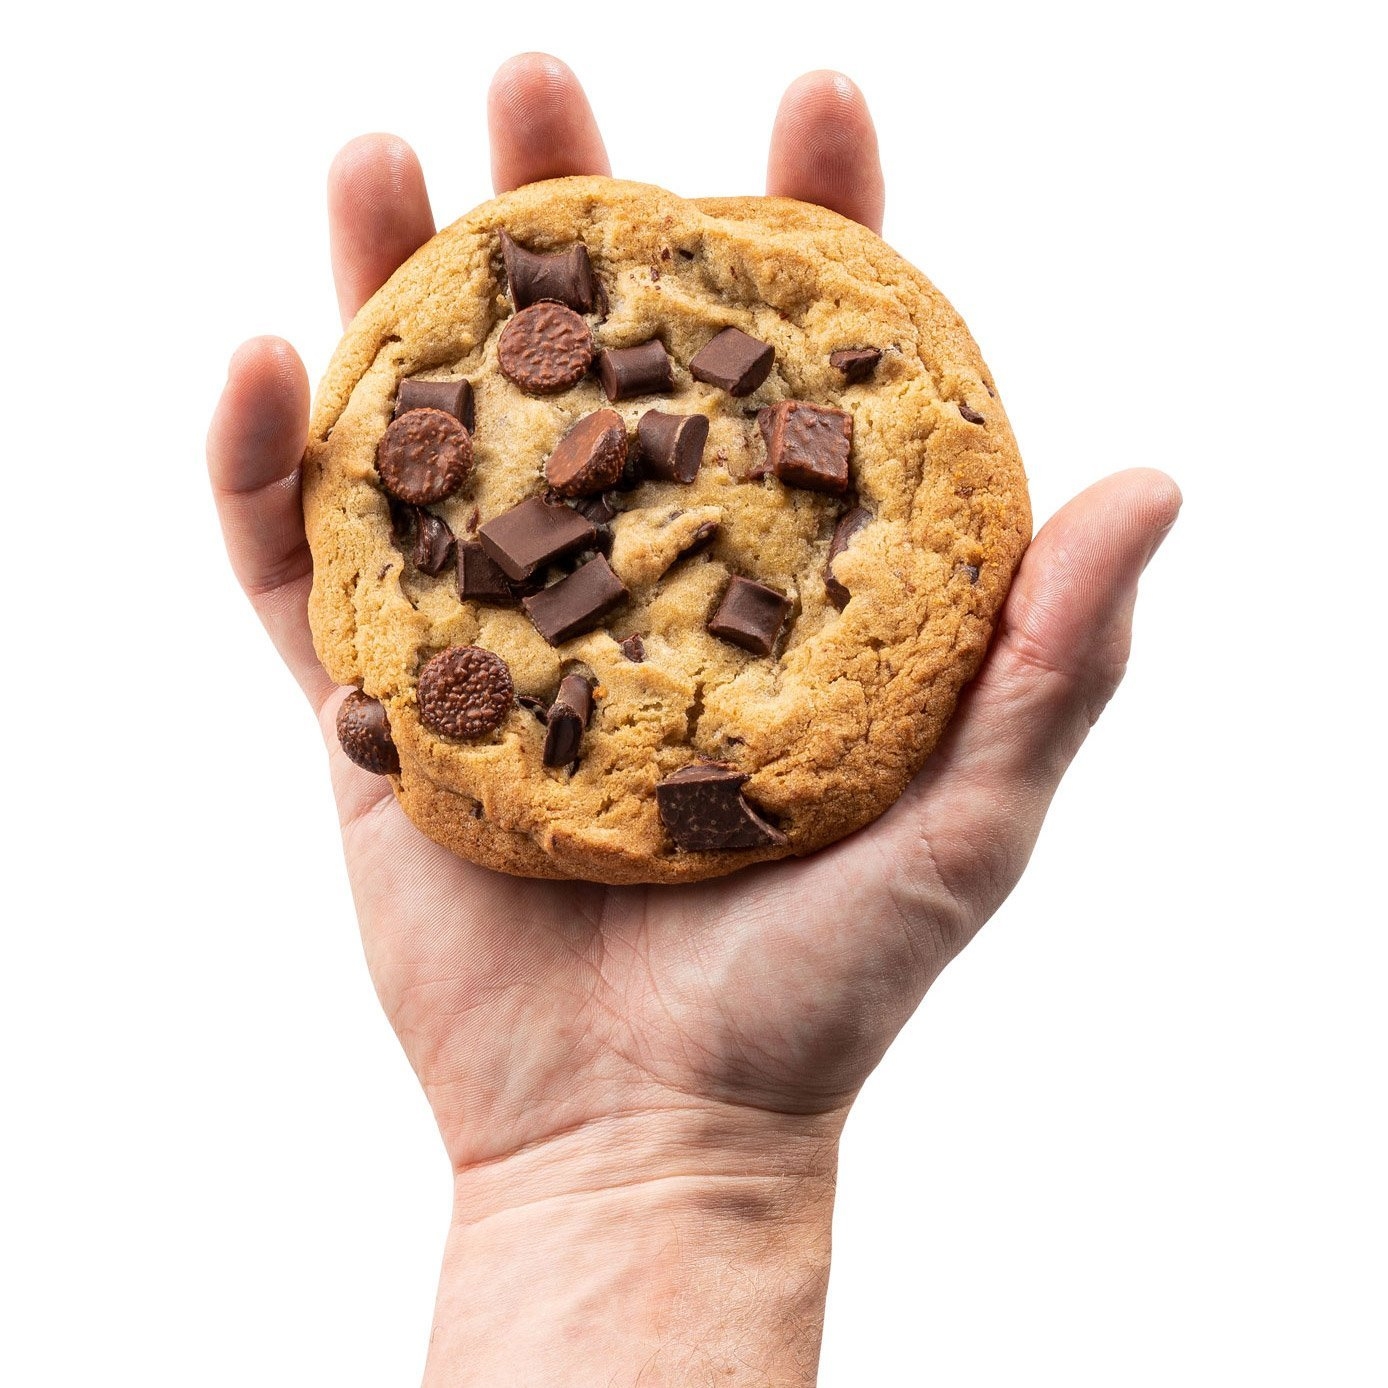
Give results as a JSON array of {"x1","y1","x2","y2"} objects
[
  {"x1": 499, "y1": 230, "x2": 598, "y2": 313},
  {"x1": 689, "y1": 327, "x2": 774, "y2": 396},
  {"x1": 376, "y1": 408, "x2": 473, "y2": 504},
  {"x1": 545, "y1": 409, "x2": 628, "y2": 498},
  {"x1": 417, "y1": 646, "x2": 515, "y2": 741},
  {"x1": 656, "y1": 763, "x2": 788, "y2": 852},
  {"x1": 336, "y1": 692, "x2": 400, "y2": 775},
  {"x1": 764, "y1": 401, "x2": 853, "y2": 495},
  {"x1": 498, "y1": 302, "x2": 594, "y2": 394}
]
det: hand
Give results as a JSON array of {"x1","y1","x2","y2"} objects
[{"x1": 207, "y1": 53, "x2": 1180, "y2": 1387}]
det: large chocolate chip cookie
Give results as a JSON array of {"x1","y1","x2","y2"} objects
[{"x1": 304, "y1": 177, "x2": 1030, "y2": 884}]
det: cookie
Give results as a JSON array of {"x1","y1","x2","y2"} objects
[{"x1": 303, "y1": 177, "x2": 1029, "y2": 884}]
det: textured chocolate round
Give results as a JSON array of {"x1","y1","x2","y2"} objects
[
  {"x1": 376, "y1": 408, "x2": 472, "y2": 504},
  {"x1": 497, "y1": 302, "x2": 594, "y2": 394},
  {"x1": 545, "y1": 409, "x2": 628, "y2": 497},
  {"x1": 417, "y1": 646, "x2": 515, "y2": 740},
  {"x1": 304, "y1": 178, "x2": 1031, "y2": 885},
  {"x1": 336, "y1": 691, "x2": 400, "y2": 775}
]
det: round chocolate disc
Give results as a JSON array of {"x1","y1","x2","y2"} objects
[
  {"x1": 417, "y1": 646, "x2": 515, "y2": 740},
  {"x1": 497, "y1": 302, "x2": 594, "y2": 394},
  {"x1": 336, "y1": 691, "x2": 401, "y2": 774},
  {"x1": 376, "y1": 408, "x2": 472, "y2": 504}
]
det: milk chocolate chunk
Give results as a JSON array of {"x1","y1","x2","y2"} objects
[
  {"x1": 764, "y1": 401, "x2": 852, "y2": 495},
  {"x1": 395, "y1": 377, "x2": 475, "y2": 431},
  {"x1": 417, "y1": 646, "x2": 515, "y2": 741},
  {"x1": 458, "y1": 541, "x2": 516, "y2": 602},
  {"x1": 336, "y1": 691, "x2": 400, "y2": 775},
  {"x1": 707, "y1": 576, "x2": 791, "y2": 657},
  {"x1": 637, "y1": 410, "x2": 708, "y2": 483},
  {"x1": 408, "y1": 510, "x2": 456, "y2": 576},
  {"x1": 958, "y1": 401, "x2": 986, "y2": 425},
  {"x1": 619, "y1": 633, "x2": 646, "y2": 662},
  {"x1": 829, "y1": 348, "x2": 882, "y2": 384},
  {"x1": 656, "y1": 762, "x2": 788, "y2": 852},
  {"x1": 523, "y1": 554, "x2": 629, "y2": 645},
  {"x1": 689, "y1": 327, "x2": 774, "y2": 396},
  {"x1": 542, "y1": 674, "x2": 595, "y2": 768},
  {"x1": 497, "y1": 302, "x2": 594, "y2": 394},
  {"x1": 824, "y1": 506, "x2": 871, "y2": 610},
  {"x1": 376, "y1": 408, "x2": 473, "y2": 504},
  {"x1": 545, "y1": 409, "x2": 628, "y2": 498},
  {"x1": 597, "y1": 340, "x2": 674, "y2": 401},
  {"x1": 499, "y1": 230, "x2": 598, "y2": 313},
  {"x1": 478, "y1": 497, "x2": 597, "y2": 582}
]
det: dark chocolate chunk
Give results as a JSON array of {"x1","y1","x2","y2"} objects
[
  {"x1": 497, "y1": 302, "x2": 594, "y2": 394},
  {"x1": 499, "y1": 230, "x2": 598, "y2": 314},
  {"x1": 395, "y1": 377, "x2": 475, "y2": 431},
  {"x1": 458, "y1": 541, "x2": 516, "y2": 602},
  {"x1": 542, "y1": 673, "x2": 595, "y2": 768},
  {"x1": 410, "y1": 510, "x2": 456, "y2": 576},
  {"x1": 573, "y1": 491, "x2": 621, "y2": 526},
  {"x1": 825, "y1": 507, "x2": 871, "y2": 610},
  {"x1": 545, "y1": 409, "x2": 628, "y2": 497},
  {"x1": 478, "y1": 497, "x2": 597, "y2": 582},
  {"x1": 417, "y1": 646, "x2": 515, "y2": 741},
  {"x1": 764, "y1": 401, "x2": 852, "y2": 495},
  {"x1": 619, "y1": 633, "x2": 646, "y2": 662},
  {"x1": 597, "y1": 340, "x2": 674, "y2": 401},
  {"x1": 376, "y1": 408, "x2": 473, "y2": 504},
  {"x1": 689, "y1": 327, "x2": 774, "y2": 396},
  {"x1": 335, "y1": 691, "x2": 400, "y2": 775},
  {"x1": 707, "y1": 576, "x2": 791, "y2": 657},
  {"x1": 829, "y1": 348, "x2": 882, "y2": 384},
  {"x1": 958, "y1": 401, "x2": 986, "y2": 425},
  {"x1": 522, "y1": 554, "x2": 629, "y2": 645},
  {"x1": 637, "y1": 410, "x2": 708, "y2": 484},
  {"x1": 656, "y1": 762, "x2": 788, "y2": 852}
]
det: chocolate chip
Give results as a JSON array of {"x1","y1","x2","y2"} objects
[
  {"x1": 542, "y1": 673, "x2": 595, "y2": 768},
  {"x1": 409, "y1": 510, "x2": 456, "y2": 575},
  {"x1": 707, "y1": 576, "x2": 791, "y2": 657},
  {"x1": 677, "y1": 248, "x2": 695, "y2": 260},
  {"x1": 336, "y1": 691, "x2": 400, "y2": 775},
  {"x1": 958, "y1": 401, "x2": 986, "y2": 425},
  {"x1": 395, "y1": 377, "x2": 475, "y2": 431},
  {"x1": 522, "y1": 554, "x2": 629, "y2": 645},
  {"x1": 655, "y1": 762, "x2": 788, "y2": 852},
  {"x1": 498, "y1": 302, "x2": 594, "y2": 394},
  {"x1": 955, "y1": 562, "x2": 981, "y2": 585},
  {"x1": 676, "y1": 521, "x2": 720, "y2": 563},
  {"x1": 478, "y1": 497, "x2": 597, "y2": 582},
  {"x1": 825, "y1": 507, "x2": 871, "y2": 610},
  {"x1": 637, "y1": 411, "x2": 708, "y2": 484},
  {"x1": 499, "y1": 230, "x2": 598, "y2": 314},
  {"x1": 573, "y1": 491, "x2": 621, "y2": 526},
  {"x1": 764, "y1": 401, "x2": 852, "y2": 495},
  {"x1": 545, "y1": 409, "x2": 628, "y2": 498},
  {"x1": 619, "y1": 633, "x2": 646, "y2": 662},
  {"x1": 829, "y1": 348, "x2": 882, "y2": 384},
  {"x1": 517, "y1": 694, "x2": 550, "y2": 723},
  {"x1": 457, "y1": 541, "x2": 516, "y2": 603},
  {"x1": 376, "y1": 408, "x2": 473, "y2": 504},
  {"x1": 417, "y1": 646, "x2": 515, "y2": 741},
  {"x1": 689, "y1": 327, "x2": 774, "y2": 396},
  {"x1": 596, "y1": 340, "x2": 674, "y2": 401}
]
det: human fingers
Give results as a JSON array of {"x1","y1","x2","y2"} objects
[
  {"x1": 886, "y1": 469, "x2": 1183, "y2": 942},
  {"x1": 328, "y1": 134, "x2": 436, "y2": 327},
  {"x1": 207, "y1": 336, "x2": 335, "y2": 710},
  {"x1": 766, "y1": 71, "x2": 885, "y2": 233},
  {"x1": 488, "y1": 52, "x2": 611, "y2": 193}
]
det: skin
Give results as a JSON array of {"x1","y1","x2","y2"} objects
[{"x1": 207, "y1": 53, "x2": 1181, "y2": 1386}]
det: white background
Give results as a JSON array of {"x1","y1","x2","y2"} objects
[{"x1": 2, "y1": 1, "x2": 1384, "y2": 1383}]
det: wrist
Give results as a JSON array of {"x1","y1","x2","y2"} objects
[{"x1": 425, "y1": 1102, "x2": 845, "y2": 1387}]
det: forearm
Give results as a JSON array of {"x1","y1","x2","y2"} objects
[{"x1": 423, "y1": 1107, "x2": 842, "y2": 1387}]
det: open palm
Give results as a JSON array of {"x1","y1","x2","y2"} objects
[{"x1": 208, "y1": 55, "x2": 1180, "y2": 1180}]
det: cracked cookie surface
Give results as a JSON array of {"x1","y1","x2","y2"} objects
[{"x1": 303, "y1": 177, "x2": 1030, "y2": 884}]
